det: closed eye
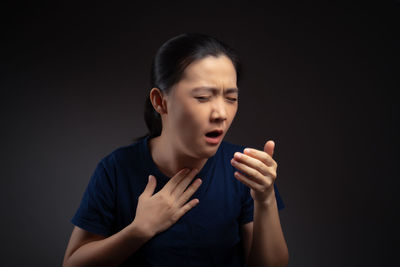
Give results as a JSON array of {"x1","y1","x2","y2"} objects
[
  {"x1": 195, "y1": 96, "x2": 238, "y2": 102},
  {"x1": 195, "y1": 96, "x2": 211, "y2": 102}
]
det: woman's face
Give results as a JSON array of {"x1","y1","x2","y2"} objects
[{"x1": 163, "y1": 55, "x2": 239, "y2": 159}]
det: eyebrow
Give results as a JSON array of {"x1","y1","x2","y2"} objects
[{"x1": 191, "y1": 86, "x2": 239, "y2": 94}]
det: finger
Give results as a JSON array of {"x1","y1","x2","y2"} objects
[
  {"x1": 176, "y1": 178, "x2": 202, "y2": 207},
  {"x1": 233, "y1": 152, "x2": 270, "y2": 177},
  {"x1": 175, "y1": 198, "x2": 200, "y2": 218},
  {"x1": 243, "y1": 147, "x2": 276, "y2": 167},
  {"x1": 163, "y1": 168, "x2": 191, "y2": 193},
  {"x1": 171, "y1": 168, "x2": 199, "y2": 197},
  {"x1": 141, "y1": 175, "x2": 157, "y2": 198},
  {"x1": 231, "y1": 158, "x2": 270, "y2": 185},
  {"x1": 264, "y1": 140, "x2": 275, "y2": 157},
  {"x1": 234, "y1": 171, "x2": 265, "y2": 191}
]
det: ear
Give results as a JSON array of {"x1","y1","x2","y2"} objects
[{"x1": 149, "y1": 88, "x2": 167, "y2": 115}]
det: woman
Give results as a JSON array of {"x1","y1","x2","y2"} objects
[{"x1": 63, "y1": 33, "x2": 289, "y2": 266}]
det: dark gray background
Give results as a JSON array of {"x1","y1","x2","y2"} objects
[{"x1": 1, "y1": 1, "x2": 397, "y2": 266}]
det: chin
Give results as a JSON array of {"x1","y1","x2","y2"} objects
[
  {"x1": 183, "y1": 136, "x2": 221, "y2": 159},
  {"x1": 201, "y1": 143, "x2": 221, "y2": 158}
]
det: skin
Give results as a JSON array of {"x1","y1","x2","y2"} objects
[
  {"x1": 63, "y1": 54, "x2": 288, "y2": 266},
  {"x1": 63, "y1": 169, "x2": 203, "y2": 267},
  {"x1": 150, "y1": 54, "x2": 288, "y2": 266},
  {"x1": 233, "y1": 141, "x2": 289, "y2": 266},
  {"x1": 148, "y1": 54, "x2": 239, "y2": 178}
]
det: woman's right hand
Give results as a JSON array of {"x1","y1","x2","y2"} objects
[{"x1": 131, "y1": 168, "x2": 202, "y2": 238}]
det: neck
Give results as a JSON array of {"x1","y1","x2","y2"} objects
[{"x1": 148, "y1": 133, "x2": 208, "y2": 178}]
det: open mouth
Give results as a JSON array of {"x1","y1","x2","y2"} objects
[
  {"x1": 205, "y1": 130, "x2": 223, "y2": 145},
  {"x1": 205, "y1": 130, "x2": 223, "y2": 138}
]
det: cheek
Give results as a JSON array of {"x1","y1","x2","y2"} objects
[
  {"x1": 227, "y1": 103, "x2": 238, "y2": 123},
  {"x1": 183, "y1": 104, "x2": 206, "y2": 128},
  {"x1": 171, "y1": 100, "x2": 204, "y2": 130},
  {"x1": 230, "y1": 103, "x2": 238, "y2": 117}
]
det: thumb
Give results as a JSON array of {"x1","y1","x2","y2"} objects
[
  {"x1": 142, "y1": 175, "x2": 157, "y2": 198},
  {"x1": 264, "y1": 140, "x2": 275, "y2": 157}
]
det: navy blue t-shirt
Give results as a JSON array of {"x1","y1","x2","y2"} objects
[{"x1": 71, "y1": 135, "x2": 285, "y2": 266}]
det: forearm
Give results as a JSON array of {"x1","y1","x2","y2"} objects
[
  {"x1": 64, "y1": 222, "x2": 153, "y2": 267},
  {"x1": 247, "y1": 191, "x2": 289, "y2": 267}
]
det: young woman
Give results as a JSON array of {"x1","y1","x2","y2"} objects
[{"x1": 63, "y1": 33, "x2": 289, "y2": 267}]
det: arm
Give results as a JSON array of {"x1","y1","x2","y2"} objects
[
  {"x1": 232, "y1": 141, "x2": 289, "y2": 266},
  {"x1": 241, "y1": 191, "x2": 289, "y2": 267},
  {"x1": 64, "y1": 168, "x2": 202, "y2": 267},
  {"x1": 63, "y1": 223, "x2": 152, "y2": 267}
]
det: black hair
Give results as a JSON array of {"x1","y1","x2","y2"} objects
[{"x1": 133, "y1": 33, "x2": 242, "y2": 142}]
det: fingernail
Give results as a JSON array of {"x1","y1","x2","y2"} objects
[
  {"x1": 234, "y1": 152, "x2": 242, "y2": 158},
  {"x1": 244, "y1": 148, "x2": 251, "y2": 154}
]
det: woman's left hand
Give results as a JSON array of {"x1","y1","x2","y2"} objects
[{"x1": 231, "y1": 140, "x2": 277, "y2": 204}]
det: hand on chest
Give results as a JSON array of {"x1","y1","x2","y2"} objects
[{"x1": 145, "y1": 174, "x2": 244, "y2": 252}]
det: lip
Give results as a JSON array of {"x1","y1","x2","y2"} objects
[{"x1": 205, "y1": 129, "x2": 224, "y2": 145}]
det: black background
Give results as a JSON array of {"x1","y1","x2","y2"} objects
[{"x1": 1, "y1": 1, "x2": 397, "y2": 266}]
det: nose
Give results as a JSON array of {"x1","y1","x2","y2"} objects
[{"x1": 210, "y1": 97, "x2": 227, "y2": 122}]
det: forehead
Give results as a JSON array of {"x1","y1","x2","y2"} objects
[{"x1": 178, "y1": 55, "x2": 237, "y2": 88}]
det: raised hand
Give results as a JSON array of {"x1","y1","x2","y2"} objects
[
  {"x1": 132, "y1": 168, "x2": 202, "y2": 237},
  {"x1": 231, "y1": 140, "x2": 278, "y2": 204}
]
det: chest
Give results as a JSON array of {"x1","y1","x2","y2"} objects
[
  {"x1": 147, "y1": 176, "x2": 243, "y2": 252},
  {"x1": 116, "y1": 157, "x2": 247, "y2": 264}
]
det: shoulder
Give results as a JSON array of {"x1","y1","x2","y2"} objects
[{"x1": 98, "y1": 139, "x2": 145, "y2": 171}]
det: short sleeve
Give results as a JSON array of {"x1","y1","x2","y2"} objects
[
  {"x1": 238, "y1": 184, "x2": 254, "y2": 224},
  {"x1": 71, "y1": 159, "x2": 116, "y2": 236},
  {"x1": 274, "y1": 183, "x2": 285, "y2": 211},
  {"x1": 238, "y1": 183, "x2": 285, "y2": 225}
]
